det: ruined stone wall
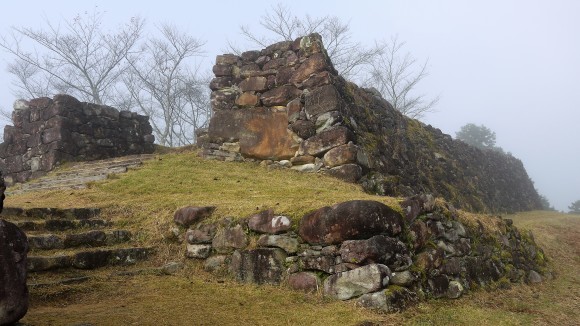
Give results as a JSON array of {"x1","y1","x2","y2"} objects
[
  {"x1": 203, "y1": 34, "x2": 541, "y2": 213},
  {"x1": 175, "y1": 197, "x2": 550, "y2": 313},
  {"x1": 0, "y1": 94, "x2": 155, "y2": 184}
]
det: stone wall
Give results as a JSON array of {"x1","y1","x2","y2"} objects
[
  {"x1": 0, "y1": 94, "x2": 155, "y2": 184},
  {"x1": 202, "y1": 34, "x2": 541, "y2": 213},
  {"x1": 175, "y1": 197, "x2": 550, "y2": 313}
]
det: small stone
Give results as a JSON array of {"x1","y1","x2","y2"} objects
[
  {"x1": 527, "y1": 270, "x2": 543, "y2": 284},
  {"x1": 173, "y1": 206, "x2": 216, "y2": 227},
  {"x1": 235, "y1": 92, "x2": 260, "y2": 107},
  {"x1": 390, "y1": 270, "x2": 416, "y2": 286},
  {"x1": 204, "y1": 255, "x2": 229, "y2": 272},
  {"x1": 185, "y1": 244, "x2": 212, "y2": 259},
  {"x1": 447, "y1": 280, "x2": 464, "y2": 299},
  {"x1": 288, "y1": 272, "x2": 320, "y2": 293},
  {"x1": 257, "y1": 234, "x2": 299, "y2": 254},
  {"x1": 212, "y1": 224, "x2": 248, "y2": 253},
  {"x1": 248, "y1": 209, "x2": 292, "y2": 234},
  {"x1": 161, "y1": 262, "x2": 183, "y2": 275}
]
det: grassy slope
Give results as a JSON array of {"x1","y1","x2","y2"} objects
[{"x1": 8, "y1": 150, "x2": 579, "y2": 325}]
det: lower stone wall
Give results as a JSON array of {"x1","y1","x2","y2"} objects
[
  {"x1": 173, "y1": 196, "x2": 550, "y2": 312},
  {"x1": 0, "y1": 94, "x2": 155, "y2": 184}
]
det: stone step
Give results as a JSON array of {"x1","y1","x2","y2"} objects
[
  {"x1": 27, "y1": 230, "x2": 132, "y2": 250},
  {"x1": 6, "y1": 154, "x2": 155, "y2": 195},
  {"x1": 27, "y1": 247, "x2": 154, "y2": 272},
  {"x1": 13, "y1": 218, "x2": 110, "y2": 232},
  {"x1": 2, "y1": 207, "x2": 101, "y2": 220},
  {"x1": 28, "y1": 275, "x2": 91, "y2": 289}
]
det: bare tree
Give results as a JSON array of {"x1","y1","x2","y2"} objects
[
  {"x1": 365, "y1": 36, "x2": 439, "y2": 119},
  {"x1": 0, "y1": 10, "x2": 144, "y2": 104},
  {"x1": 233, "y1": 4, "x2": 438, "y2": 118},
  {"x1": 122, "y1": 24, "x2": 209, "y2": 146},
  {"x1": 231, "y1": 3, "x2": 382, "y2": 81},
  {"x1": 1, "y1": 12, "x2": 212, "y2": 147}
]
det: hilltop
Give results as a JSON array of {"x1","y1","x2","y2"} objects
[{"x1": 4, "y1": 148, "x2": 578, "y2": 325}]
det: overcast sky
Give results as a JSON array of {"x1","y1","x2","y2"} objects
[{"x1": 0, "y1": 0, "x2": 578, "y2": 211}]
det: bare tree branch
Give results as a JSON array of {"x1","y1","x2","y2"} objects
[
  {"x1": 0, "y1": 10, "x2": 144, "y2": 104},
  {"x1": 365, "y1": 36, "x2": 439, "y2": 119}
]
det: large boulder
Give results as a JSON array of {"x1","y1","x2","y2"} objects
[
  {"x1": 1, "y1": 173, "x2": 29, "y2": 324},
  {"x1": 298, "y1": 200, "x2": 404, "y2": 245},
  {"x1": 0, "y1": 220, "x2": 29, "y2": 325}
]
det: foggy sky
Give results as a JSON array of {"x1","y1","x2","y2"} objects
[{"x1": 0, "y1": 0, "x2": 578, "y2": 211}]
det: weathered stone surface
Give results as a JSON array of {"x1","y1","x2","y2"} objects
[
  {"x1": 527, "y1": 270, "x2": 543, "y2": 284},
  {"x1": 315, "y1": 110, "x2": 343, "y2": 133},
  {"x1": 400, "y1": 194, "x2": 436, "y2": 223},
  {"x1": 235, "y1": 92, "x2": 260, "y2": 107},
  {"x1": 305, "y1": 85, "x2": 344, "y2": 118},
  {"x1": 327, "y1": 164, "x2": 363, "y2": 183},
  {"x1": 173, "y1": 206, "x2": 216, "y2": 227},
  {"x1": 324, "y1": 264, "x2": 390, "y2": 300},
  {"x1": 300, "y1": 72, "x2": 331, "y2": 90},
  {"x1": 447, "y1": 280, "x2": 464, "y2": 299},
  {"x1": 230, "y1": 248, "x2": 287, "y2": 284},
  {"x1": 357, "y1": 286, "x2": 419, "y2": 313},
  {"x1": 290, "y1": 53, "x2": 328, "y2": 85},
  {"x1": 211, "y1": 88, "x2": 239, "y2": 110},
  {"x1": 297, "y1": 126, "x2": 355, "y2": 157},
  {"x1": 300, "y1": 255, "x2": 336, "y2": 274},
  {"x1": 289, "y1": 120, "x2": 316, "y2": 140},
  {"x1": 208, "y1": 107, "x2": 299, "y2": 160},
  {"x1": 290, "y1": 155, "x2": 315, "y2": 165},
  {"x1": 323, "y1": 143, "x2": 357, "y2": 168},
  {"x1": 185, "y1": 224, "x2": 217, "y2": 244},
  {"x1": 290, "y1": 163, "x2": 321, "y2": 173},
  {"x1": 204, "y1": 255, "x2": 229, "y2": 273},
  {"x1": 257, "y1": 235, "x2": 299, "y2": 254},
  {"x1": 212, "y1": 224, "x2": 248, "y2": 253},
  {"x1": 247, "y1": 209, "x2": 291, "y2": 234},
  {"x1": 299, "y1": 200, "x2": 404, "y2": 245},
  {"x1": 239, "y1": 77, "x2": 268, "y2": 92},
  {"x1": 0, "y1": 219, "x2": 29, "y2": 325},
  {"x1": 339, "y1": 235, "x2": 410, "y2": 271},
  {"x1": 215, "y1": 54, "x2": 240, "y2": 66},
  {"x1": 213, "y1": 64, "x2": 233, "y2": 77},
  {"x1": 260, "y1": 85, "x2": 301, "y2": 107},
  {"x1": 390, "y1": 271, "x2": 416, "y2": 286},
  {"x1": 210, "y1": 77, "x2": 235, "y2": 91},
  {"x1": 239, "y1": 63, "x2": 261, "y2": 78},
  {"x1": 409, "y1": 220, "x2": 431, "y2": 250},
  {"x1": 185, "y1": 244, "x2": 212, "y2": 259},
  {"x1": 286, "y1": 98, "x2": 302, "y2": 123},
  {"x1": 288, "y1": 272, "x2": 320, "y2": 293},
  {"x1": 428, "y1": 274, "x2": 450, "y2": 298}
]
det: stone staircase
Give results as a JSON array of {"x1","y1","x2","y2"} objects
[
  {"x1": 7, "y1": 154, "x2": 155, "y2": 195},
  {"x1": 1, "y1": 206, "x2": 153, "y2": 287}
]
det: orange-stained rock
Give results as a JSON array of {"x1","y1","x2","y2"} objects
[
  {"x1": 323, "y1": 143, "x2": 358, "y2": 168},
  {"x1": 297, "y1": 126, "x2": 354, "y2": 157},
  {"x1": 235, "y1": 92, "x2": 260, "y2": 107},
  {"x1": 290, "y1": 52, "x2": 329, "y2": 85},
  {"x1": 298, "y1": 200, "x2": 403, "y2": 245},
  {"x1": 261, "y1": 85, "x2": 302, "y2": 107},
  {"x1": 239, "y1": 76, "x2": 267, "y2": 92},
  {"x1": 208, "y1": 107, "x2": 299, "y2": 160}
]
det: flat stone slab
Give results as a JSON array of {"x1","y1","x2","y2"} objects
[
  {"x1": 27, "y1": 247, "x2": 153, "y2": 272},
  {"x1": 14, "y1": 218, "x2": 111, "y2": 232}
]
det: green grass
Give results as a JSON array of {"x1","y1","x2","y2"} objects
[{"x1": 6, "y1": 149, "x2": 580, "y2": 325}]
